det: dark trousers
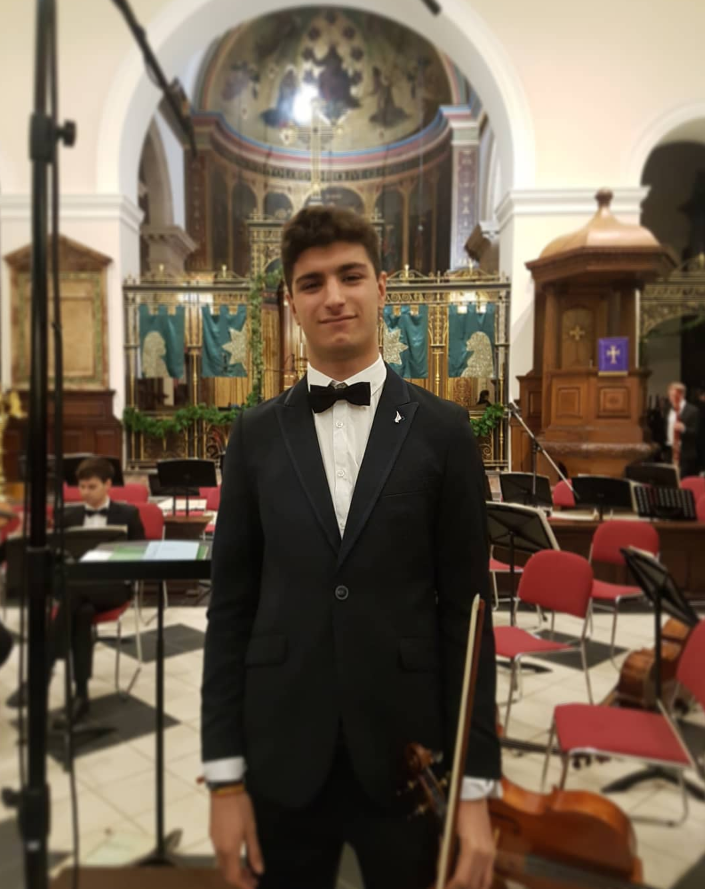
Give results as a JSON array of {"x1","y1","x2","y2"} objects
[
  {"x1": 249, "y1": 737, "x2": 438, "y2": 889},
  {"x1": 50, "y1": 583, "x2": 131, "y2": 695}
]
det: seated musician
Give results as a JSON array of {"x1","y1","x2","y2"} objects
[
  {"x1": 202, "y1": 206, "x2": 501, "y2": 889},
  {"x1": 5, "y1": 456, "x2": 144, "y2": 724}
]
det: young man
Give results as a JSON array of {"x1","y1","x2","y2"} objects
[
  {"x1": 202, "y1": 207, "x2": 500, "y2": 889},
  {"x1": 665, "y1": 382, "x2": 700, "y2": 478},
  {"x1": 5, "y1": 457, "x2": 144, "y2": 722}
]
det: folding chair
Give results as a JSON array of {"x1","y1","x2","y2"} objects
[
  {"x1": 542, "y1": 619, "x2": 705, "y2": 826},
  {"x1": 588, "y1": 521, "x2": 659, "y2": 666},
  {"x1": 494, "y1": 549, "x2": 594, "y2": 734}
]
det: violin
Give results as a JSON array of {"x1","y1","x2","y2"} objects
[{"x1": 406, "y1": 742, "x2": 656, "y2": 889}]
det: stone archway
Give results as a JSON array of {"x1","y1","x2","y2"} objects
[{"x1": 95, "y1": 0, "x2": 535, "y2": 204}]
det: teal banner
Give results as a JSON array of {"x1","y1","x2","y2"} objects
[
  {"x1": 383, "y1": 305, "x2": 428, "y2": 379},
  {"x1": 138, "y1": 305, "x2": 185, "y2": 379},
  {"x1": 448, "y1": 304, "x2": 496, "y2": 378},
  {"x1": 201, "y1": 306, "x2": 248, "y2": 378}
]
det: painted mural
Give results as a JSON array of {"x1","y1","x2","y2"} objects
[{"x1": 202, "y1": 7, "x2": 459, "y2": 151}]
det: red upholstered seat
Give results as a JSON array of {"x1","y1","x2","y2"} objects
[
  {"x1": 696, "y1": 494, "x2": 705, "y2": 523},
  {"x1": 552, "y1": 480, "x2": 576, "y2": 508},
  {"x1": 489, "y1": 557, "x2": 524, "y2": 573},
  {"x1": 495, "y1": 626, "x2": 571, "y2": 659},
  {"x1": 681, "y1": 476, "x2": 705, "y2": 502},
  {"x1": 92, "y1": 604, "x2": 130, "y2": 625},
  {"x1": 590, "y1": 579, "x2": 641, "y2": 602},
  {"x1": 553, "y1": 703, "x2": 690, "y2": 766}
]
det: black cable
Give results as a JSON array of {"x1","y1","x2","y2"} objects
[{"x1": 419, "y1": 0, "x2": 442, "y2": 14}]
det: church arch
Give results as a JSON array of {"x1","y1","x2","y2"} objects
[
  {"x1": 626, "y1": 102, "x2": 705, "y2": 185},
  {"x1": 95, "y1": 0, "x2": 535, "y2": 204},
  {"x1": 139, "y1": 120, "x2": 175, "y2": 227}
]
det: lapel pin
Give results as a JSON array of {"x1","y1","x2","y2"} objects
[{"x1": 394, "y1": 410, "x2": 404, "y2": 424}]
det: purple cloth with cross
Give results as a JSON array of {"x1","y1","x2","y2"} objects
[{"x1": 598, "y1": 337, "x2": 629, "y2": 373}]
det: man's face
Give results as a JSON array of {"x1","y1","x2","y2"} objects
[
  {"x1": 669, "y1": 387, "x2": 684, "y2": 410},
  {"x1": 78, "y1": 476, "x2": 112, "y2": 510},
  {"x1": 287, "y1": 242, "x2": 386, "y2": 363}
]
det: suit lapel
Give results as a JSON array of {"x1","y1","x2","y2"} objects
[
  {"x1": 338, "y1": 368, "x2": 418, "y2": 568},
  {"x1": 276, "y1": 378, "x2": 341, "y2": 555}
]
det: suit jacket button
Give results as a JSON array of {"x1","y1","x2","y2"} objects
[{"x1": 335, "y1": 585, "x2": 349, "y2": 601}]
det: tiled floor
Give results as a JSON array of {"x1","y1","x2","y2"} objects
[{"x1": 0, "y1": 602, "x2": 703, "y2": 889}]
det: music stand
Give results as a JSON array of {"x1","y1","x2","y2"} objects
[
  {"x1": 62, "y1": 453, "x2": 125, "y2": 487},
  {"x1": 600, "y1": 547, "x2": 704, "y2": 803},
  {"x1": 571, "y1": 476, "x2": 635, "y2": 522},
  {"x1": 156, "y1": 459, "x2": 217, "y2": 516},
  {"x1": 634, "y1": 485, "x2": 697, "y2": 521},
  {"x1": 485, "y1": 502, "x2": 559, "y2": 626},
  {"x1": 500, "y1": 472, "x2": 553, "y2": 509},
  {"x1": 625, "y1": 461, "x2": 680, "y2": 489}
]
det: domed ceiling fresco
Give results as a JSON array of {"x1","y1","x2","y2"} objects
[{"x1": 199, "y1": 7, "x2": 471, "y2": 152}]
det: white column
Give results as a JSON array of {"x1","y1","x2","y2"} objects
[
  {"x1": 441, "y1": 107, "x2": 480, "y2": 270},
  {"x1": 495, "y1": 186, "x2": 650, "y2": 399},
  {"x1": 0, "y1": 193, "x2": 142, "y2": 416}
]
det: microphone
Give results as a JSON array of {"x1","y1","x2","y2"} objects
[{"x1": 419, "y1": 0, "x2": 442, "y2": 14}]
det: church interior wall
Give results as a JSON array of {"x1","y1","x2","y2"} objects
[
  {"x1": 2, "y1": 0, "x2": 705, "y2": 410},
  {"x1": 153, "y1": 112, "x2": 187, "y2": 230}
]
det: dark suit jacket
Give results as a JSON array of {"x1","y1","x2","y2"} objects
[
  {"x1": 202, "y1": 367, "x2": 500, "y2": 809},
  {"x1": 63, "y1": 501, "x2": 145, "y2": 541}
]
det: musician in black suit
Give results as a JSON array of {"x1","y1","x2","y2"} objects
[
  {"x1": 664, "y1": 382, "x2": 700, "y2": 478},
  {"x1": 202, "y1": 207, "x2": 500, "y2": 889},
  {"x1": 5, "y1": 456, "x2": 144, "y2": 723}
]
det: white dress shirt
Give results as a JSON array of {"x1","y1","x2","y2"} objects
[
  {"x1": 82, "y1": 498, "x2": 111, "y2": 528},
  {"x1": 204, "y1": 355, "x2": 499, "y2": 801},
  {"x1": 667, "y1": 401, "x2": 685, "y2": 446}
]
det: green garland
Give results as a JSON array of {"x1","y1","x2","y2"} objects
[
  {"x1": 123, "y1": 404, "x2": 241, "y2": 440},
  {"x1": 245, "y1": 270, "x2": 282, "y2": 407},
  {"x1": 470, "y1": 403, "x2": 505, "y2": 438}
]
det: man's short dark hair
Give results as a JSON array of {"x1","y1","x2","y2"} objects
[
  {"x1": 76, "y1": 457, "x2": 115, "y2": 483},
  {"x1": 281, "y1": 205, "x2": 381, "y2": 294}
]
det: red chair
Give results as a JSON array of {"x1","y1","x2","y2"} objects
[
  {"x1": 203, "y1": 486, "x2": 221, "y2": 512},
  {"x1": 110, "y1": 484, "x2": 149, "y2": 504},
  {"x1": 588, "y1": 521, "x2": 660, "y2": 665},
  {"x1": 542, "y1": 619, "x2": 705, "y2": 826},
  {"x1": 697, "y1": 494, "x2": 705, "y2": 523},
  {"x1": 552, "y1": 480, "x2": 576, "y2": 509},
  {"x1": 681, "y1": 476, "x2": 705, "y2": 503},
  {"x1": 51, "y1": 599, "x2": 143, "y2": 697},
  {"x1": 63, "y1": 484, "x2": 83, "y2": 502},
  {"x1": 494, "y1": 550, "x2": 594, "y2": 733}
]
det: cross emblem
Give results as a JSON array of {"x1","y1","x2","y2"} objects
[
  {"x1": 568, "y1": 326, "x2": 586, "y2": 342},
  {"x1": 607, "y1": 345, "x2": 621, "y2": 365}
]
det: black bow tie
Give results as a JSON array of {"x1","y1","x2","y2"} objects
[
  {"x1": 308, "y1": 381, "x2": 371, "y2": 414},
  {"x1": 85, "y1": 507, "x2": 109, "y2": 517}
]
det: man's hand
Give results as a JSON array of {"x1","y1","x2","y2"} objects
[
  {"x1": 445, "y1": 799, "x2": 496, "y2": 889},
  {"x1": 674, "y1": 421, "x2": 686, "y2": 433},
  {"x1": 210, "y1": 791, "x2": 264, "y2": 889}
]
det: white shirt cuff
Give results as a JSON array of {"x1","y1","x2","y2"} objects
[
  {"x1": 460, "y1": 778, "x2": 502, "y2": 801},
  {"x1": 202, "y1": 757, "x2": 246, "y2": 783}
]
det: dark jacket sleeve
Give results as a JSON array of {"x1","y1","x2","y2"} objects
[
  {"x1": 127, "y1": 506, "x2": 145, "y2": 541},
  {"x1": 201, "y1": 412, "x2": 263, "y2": 762},
  {"x1": 434, "y1": 407, "x2": 501, "y2": 780}
]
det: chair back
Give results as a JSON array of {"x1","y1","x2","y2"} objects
[
  {"x1": 677, "y1": 619, "x2": 705, "y2": 712},
  {"x1": 591, "y1": 520, "x2": 659, "y2": 566},
  {"x1": 517, "y1": 550, "x2": 593, "y2": 618},
  {"x1": 111, "y1": 484, "x2": 149, "y2": 504},
  {"x1": 681, "y1": 476, "x2": 705, "y2": 502},
  {"x1": 697, "y1": 494, "x2": 705, "y2": 523},
  {"x1": 63, "y1": 484, "x2": 83, "y2": 502},
  {"x1": 135, "y1": 502, "x2": 165, "y2": 540},
  {"x1": 552, "y1": 480, "x2": 576, "y2": 508},
  {"x1": 203, "y1": 486, "x2": 221, "y2": 511}
]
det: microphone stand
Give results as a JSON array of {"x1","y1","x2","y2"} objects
[
  {"x1": 6, "y1": 3, "x2": 76, "y2": 889},
  {"x1": 507, "y1": 402, "x2": 575, "y2": 506}
]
